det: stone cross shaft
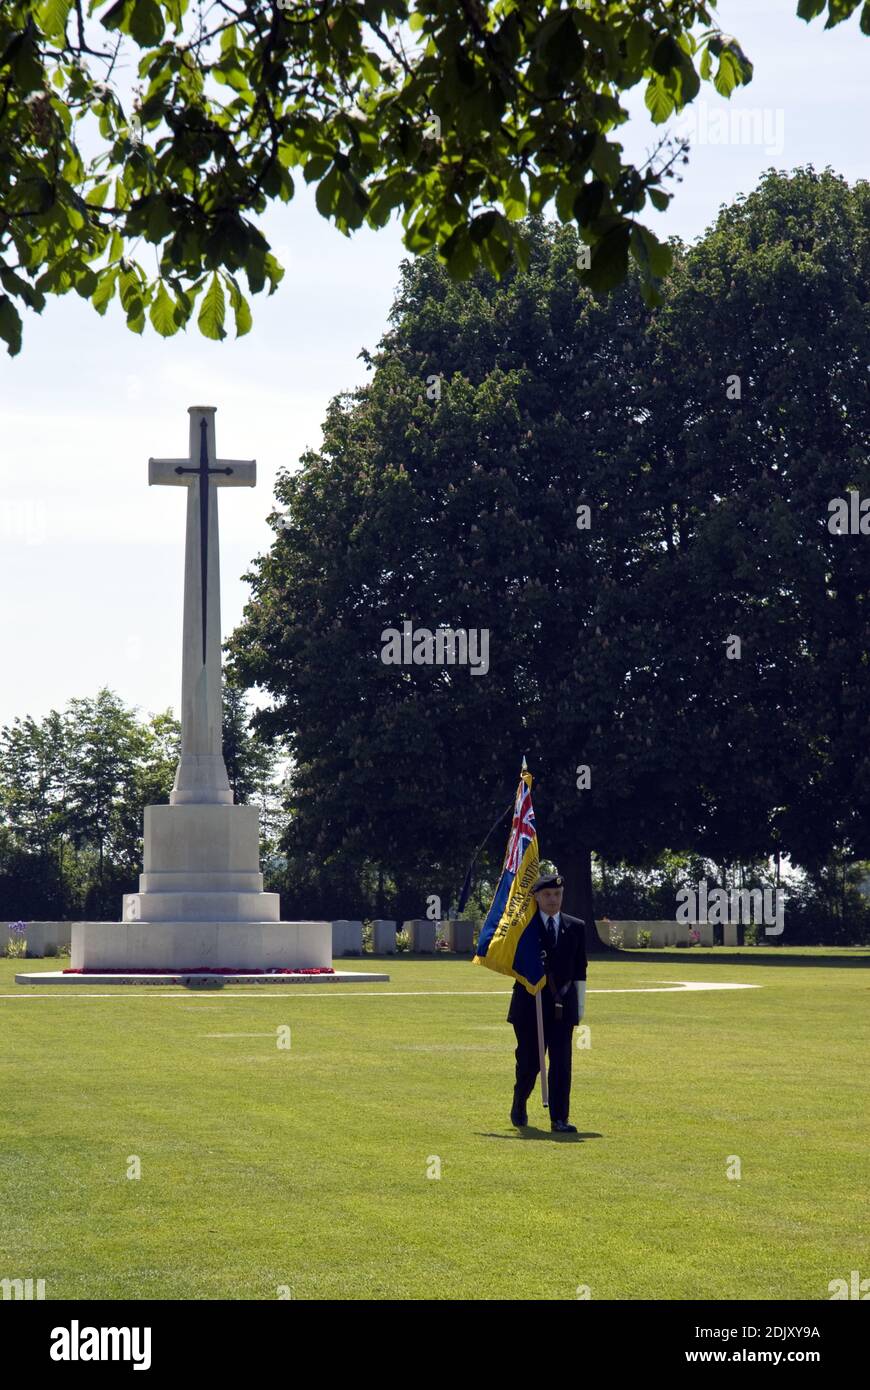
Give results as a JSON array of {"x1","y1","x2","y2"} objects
[{"x1": 149, "y1": 406, "x2": 255, "y2": 805}]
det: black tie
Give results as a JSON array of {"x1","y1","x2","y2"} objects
[{"x1": 546, "y1": 916, "x2": 557, "y2": 950}]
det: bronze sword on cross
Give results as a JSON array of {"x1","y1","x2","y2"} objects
[
  {"x1": 149, "y1": 407, "x2": 256, "y2": 805},
  {"x1": 173, "y1": 417, "x2": 235, "y2": 665}
]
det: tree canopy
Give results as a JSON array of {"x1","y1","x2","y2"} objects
[
  {"x1": 2, "y1": 0, "x2": 867, "y2": 354},
  {"x1": 226, "y1": 167, "x2": 870, "y2": 923}
]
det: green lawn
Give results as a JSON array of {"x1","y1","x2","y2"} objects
[{"x1": 1, "y1": 948, "x2": 867, "y2": 1300}]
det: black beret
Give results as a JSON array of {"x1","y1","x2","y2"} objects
[{"x1": 532, "y1": 872, "x2": 564, "y2": 892}]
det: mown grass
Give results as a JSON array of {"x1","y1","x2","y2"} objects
[{"x1": 0, "y1": 948, "x2": 867, "y2": 1300}]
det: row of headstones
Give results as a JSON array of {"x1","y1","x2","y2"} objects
[
  {"x1": 334, "y1": 920, "x2": 475, "y2": 955},
  {"x1": 608, "y1": 921, "x2": 717, "y2": 946},
  {"x1": 0, "y1": 922, "x2": 71, "y2": 955},
  {"x1": 339, "y1": 920, "x2": 724, "y2": 954},
  {"x1": 2, "y1": 918, "x2": 733, "y2": 958},
  {"x1": 0, "y1": 920, "x2": 475, "y2": 958}
]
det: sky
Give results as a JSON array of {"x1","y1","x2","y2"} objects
[{"x1": 0, "y1": 0, "x2": 867, "y2": 732}]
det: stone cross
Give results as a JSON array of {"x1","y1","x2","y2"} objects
[{"x1": 150, "y1": 406, "x2": 255, "y2": 805}]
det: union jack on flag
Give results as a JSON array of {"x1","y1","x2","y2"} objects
[
  {"x1": 472, "y1": 762, "x2": 544, "y2": 994},
  {"x1": 505, "y1": 777, "x2": 536, "y2": 875}
]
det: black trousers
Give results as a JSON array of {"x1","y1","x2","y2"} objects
[{"x1": 513, "y1": 1012, "x2": 575, "y2": 1122}]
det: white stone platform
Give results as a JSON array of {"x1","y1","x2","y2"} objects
[{"x1": 71, "y1": 919, "x2": 333, "y2": 972}]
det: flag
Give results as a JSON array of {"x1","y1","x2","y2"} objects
[{"x1": 472, "y1": 762, "x2": 544, "y2": 993}]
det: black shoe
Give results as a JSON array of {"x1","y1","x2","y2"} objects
[
  {"x1": 551, "y1": 1119, "x2": 577, "y2": 1133},
  {"x1": 510, "y1": 1101, "x2": 528, "y2": 1127}
]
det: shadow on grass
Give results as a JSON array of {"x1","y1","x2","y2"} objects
[
  {"x1": 352, "y1": 949, "x2": 870, "y2": 969},
  {"x1": 480, "y1": 1128, "x2": 600, "y2": 1142},
  {"x1": 595, "y1": 949, "x2": 870, "y2": 969}
]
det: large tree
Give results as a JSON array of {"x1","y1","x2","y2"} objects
[
  {"x1": 645, "y1": 167, "x2": 870, "y2": 878},
  {"x1": 227, "y1": 169, "x2": 870, "y2": 934},
  {"x1": 2, "y1": 0, "x2": 866, "y2": 354}
]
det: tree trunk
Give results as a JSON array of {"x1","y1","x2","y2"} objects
[{"x1": 550, "y1": 836, "x2": 619, "y2": 955}]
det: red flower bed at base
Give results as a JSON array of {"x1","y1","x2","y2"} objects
[{"x1": 62, "y1": 966, "x2": 337, "y2": 976}]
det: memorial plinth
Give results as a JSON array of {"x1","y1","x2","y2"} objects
[{"x1": 17, "y1": 406, "x2": 388, "y2": 986}]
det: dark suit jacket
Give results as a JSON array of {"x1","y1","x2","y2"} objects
[{"x1": 506, "y1": 910, "x2": 588, "y2": 1028}]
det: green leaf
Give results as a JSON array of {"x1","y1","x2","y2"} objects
[
  {"x1": 574, "y1": 179, "x2": 607, "y2": 225},
  {"x1": 72, "y1": 266, "x2": 99, "y2": 299},
  {"x1": 630, "y1": 224, "x2": 673, "y2": 280},
  {"x1": 91, "y1": 267, "x2": 118, "y2": 316},
  {"x1": 645, "y1": 75, "x2": 674, "y2": 124},
  {"x1": 226, "y1": 275, "x2": 252, "y2": 337},
  {"x1": 679, "y1": 58, "x2": 701, "y2": 104},
  {"x1": 118, "y1": 265, "x2": 143, "y2": 313},
  {"x1": 304, "y1": 155, "x2": 333, "y2": 184},
  {"x1": 164, "y1": 0, "x2": 188, "y2": 34},
  {"x1": 0, "y1": 296, "x2": 23, "y2": 357},
  {"x1": 5, "y1": 31, "x2": 44, "y2": 94},
  {"x1": 469, "y1": 210, "x2": 498, "y2": 244},
  {"x1": 441, "y1": 225, "x2": 476, "y2": 280},
  {"x1": 713, "y1": 49, "x2": 742, "y2": 97},
  {"x1": 101, "y1": 0, "x2": 132, "y2": 33},
  {"x1": 315, "y1": 165, "x2": 341, "y2": 217},
  {"x1": 709, "y1": 35, "x2": 753, "y2": 88},
  {"x1": 823, "y1": 0, "x2": 863, "y2": 25},
  {"x1": 197, "y1": 272, "x2": 226, "y2": 340},
  {"x1": 144, "y1": 194, "x2": 174, "y2": 242},
  {"x1": 583, "y1": 224, "x2": 631, "y2": 294},
  {"x1": 102, "y1": 0, "x2": 165, "y2": 46},
  {"x1": 648, "y1": 187, "x2": 670, "y2": 212},
  {"x1": 503, "y1": 172, "x2": 526, "y2": 221},
  {"x1": 149, "y1": 281, "x2": 181, "y2": 336},
  {"x1": 0, "y1": 267, "x2": 44, "y2": 311},
  {"x1": 85, "y1": 181, "x2": 111, "y2": 208},
  {"x1": 263, "y1": 252, "x2": 284, "y2": 294},
  {"x1": 38, "y1": 0, "x2": 73, "y2": 39},
  {"x1": 796, "y1": 0, "x2": 826, "y2": 18},
  {"x1": 651, "y1": 36, "x2": 683, "y2": 74}
]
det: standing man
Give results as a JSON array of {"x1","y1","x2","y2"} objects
[{"x1": 507, "y1": 871, "x2": 587, "y2": 1133}]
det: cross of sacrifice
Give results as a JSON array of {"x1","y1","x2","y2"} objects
[{"x1": 149, "y1": 406, "x2": 255, "y2": 805}]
